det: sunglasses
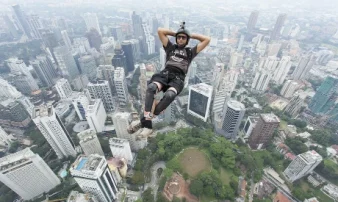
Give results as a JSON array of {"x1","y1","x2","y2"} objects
[{"x1": 177, "y1": 35, "x2": 187, "y2": 40}]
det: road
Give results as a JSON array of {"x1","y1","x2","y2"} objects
[{"x1": 144, "y1": 161, "x2": 166, "y2": 200}]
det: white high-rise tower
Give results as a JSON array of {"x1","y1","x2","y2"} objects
[
  {"x1": 82, "y1": 13, "x2": 101, "y2": 35},
  {"x1": 32, "y1": 105, "x2": 77, "y2": 159}
]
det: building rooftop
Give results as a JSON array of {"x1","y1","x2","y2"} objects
[
  {"x1": 248, "y1": 116, "x2": 260, "y2": 123},
  {"x1": 0, "y1": 148, "x2": 34, "y2": 171},
  {"x1": 109, "y1": 138, "x2": 128, "y2": 145},
  {"x1": 299, "y1": 150, "x2": 323, "y2": 163},
  {"x1": 227, "y1": 99, "x2": 245, "y2": 111},
  {"x1": 72, "y1": 155, "x2": 104, "y2": 172},
  {"x1": 261, "y1": 113, "x2": 280, "y2": 123},
  {"x1": 78, "y1": 129, "x2": 97, "y2": 143},
  {"x1": 274, "y1": 191, "x2": 291, "y2": 202},
  {"x1": 32, "y1": 105, "x2": 53, "y2": 118},
  {"x1": 67, "y1": 191, "x2": 96, "y2": 202},
  {"x1": 190, "y1": 83, "x2": 213, "y2": 95}
]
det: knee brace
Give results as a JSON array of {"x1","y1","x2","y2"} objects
[
  {"x1": 146, "y1": 83, "x2": 158, "y2": 94},
  {"x1": 154, "y1": 90, "x2": 177, "y2": 115},
  {"x1": 145, "y1": 83, "x2": 158, "y2": 112}
]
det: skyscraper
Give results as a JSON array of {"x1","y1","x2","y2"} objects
[
  {"x1": 280, "y1": 80, "x2": 299, "y2": 98},
  {"x1": 78, "y1": 129, "x2": 104, "y2": 156},
  {"x1": 3, "y1": 15, "x2": 19, "y2": 39},
  {"x1": 61, "y1": 30, "x2": 72, "y2": 50},
  {"x1": 188, "y1": 83, "x2": 213, "y2": 122},
  {"x1": 309, "y1": 76, "x2": 338, "y2": 114},
  {"x1": 27, "y1": 14, "x2": 42, "y2": 39},
  {"x1": 55, "y1": 78, "x2": 73, "y2": 99},
  {"x1": 6, "y1": 58, "x2": 37, "y2": 87},
  {"x1": 247, "y1": 11, "x2": 259, "y2": 32},
  {"x1": 72, "y1": 92, "x2": 90, "y2": 121},
  {"x1": 132, "y1": 11, "x2": 143, "y2": 38},
  {"x1": 121, "y1": 40, "x2": 135, "y2": 73},
  {"x1": 0, "y1": 100, "x2": 31, "y2": 128},
  {"x1": 0, "y1": 126, "x2": 13, "y2": 145},
  {"x1": 97, "y1": 65, "x2": 116, "y2": 95},
  {"x1": 160, "y1": 47, "x2": 166, "y2": 70},
  {"x1": 249, "y1": 113, "x2": 280, "y2": 149},
  {"x1": 70, "y1": 154, "x2": 118, "y2": 202},
  {"x1": 85, "y1": 28, "x2": 102, "y2": 52},
  {"x1": 130, "y1": 39, "x2": 141, "y2": 61},
  {"x1": 82, "y1": 13, "x2": 101, "y2": 35},
  {"x1": 270, "y1": 13, "x2": 287, "y2": 41},
  {"x1": 292, "y1": 55, "x2": 317, "y2": 80},
  {"x1": 0, "y1": 78, "x2": 22, "y2": 99},
  {"x1": 114, "y1": 67, "x2": 129, "y2": 107},
  {"x1": 273, "y1": 56, "x2": 292, "y2": 85},
  {"x1": 284, "y1": 150, "x2": 322, "y2": 182},
  {"x1": 111, "y1": 46, "x2": 127, "y2": 73},
  {"x1": 31, "y1": 55, "x2": 57, "y2": 87},
  {"x1": 86, "y1": 99, "x2": 107, "y2": 133},
  {"x1": 111, "y1": 26, "x2": 124, "y2": 42},
  {"x1": 251, "y1": 70, "x2": 272, "y2": 92},
  {"x1": 109, "y1": 138, "x2": 133, "y2": 164},
  {"x1": 32, "y1": 105, "x2": 77, "y2": 159},
  {"x1": 87, "y1": 80, "x2": 115, "y2": 112},
  {"x1": 8, "y1": 74, "x2": 39, "y2": 95},
  {"x1": 54, "y1": 46, "x2": 80, "y2": 79},
  {"x1": 12, "y1": 4, "x2": 32, "y2": 38},
  {"x1": 215, "y1": 100, "x2": 245, "y2": 139},
  {"x1": 0, "y1": 148, "x2": 60, "y2": 200},
  {"x1": 284, "y1": 96, "x2": 304, "y2": 118},
  {"x1": 79, "y1": 55, "x2": 97, "y2": 81}
]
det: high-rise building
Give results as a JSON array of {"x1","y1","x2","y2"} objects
[
  {"x1": 72, "y1": 75, "x2": 89, "y2": 91},
  {"x1": 55, "y1": 78, "x2": 73, "y2": 99},
  {"x1": 121, "y1": 41, "x2": 135, "y2": 73},
  {"x1": 0, "y1": 126, "x2": 13, "y2": 145},
  {"x1": 114, "y1": 67, "x2": 129, "y2": 107},
  {"x1": 61, "y1": 30, "x2": 72, "y2": 50},
  {"x1": 228, "y1": 52, "x2": 243, "y2": 68},
  {"x1": 97, "y1": 65, "x2": 116, "y2": 95},
  {"x1": 78, "y1": 129, "x2": 104, "y2": 156},
  {"x1": 87, "y1": 80, "x2": 115, "y2": 112},
  {"x1": 0, "y1": 148, "x2": 60, "y2": 200},
  {"x1": 27, "y1": 14, "x2": 42, "y2": 39},
  {"x1": 215, "y1": 100, "x2": 245, "y2": 139},
  {"x1": 251, "y1": 70, "x2": 272, "y2": 92},
  {"x1": 132, "y1": 11, "x2": 143, "y2": 38},
  {"x1": 292, "y1": 55, "x2": 316, "y2": 80},
  {"x1": 111, "y1": 46, "x2": 127, "y2": 72},
  {"x1": 12, "y1": 4, "x2": 32, "y2": 38},
  {"x1": 31, "y1": 55, "x2": 57, "y2": 87},
  {"x1": 309, "y1": 76, "x2": 338, "y2": 114},
  {"x1": 67, "y1": 191, "x2": 99, "y2": 202},
  {"x1": 247, "y1": 10, "x2": 259, "y2": 32},
  {"x1": 270, "y1": 13, "x2": 287, "y2": 41},
  {"x1": 111, "y1": 26, "x2": 123, "y2": 42},
  {"x1": 284, "y1": 150, "x2": 323, "y2": 182},
  {"x1": 284, "y1": 96, "x2": 304, "y2": 118},
  {"x1": 0, "y1": 99, "x2": 31, "y2": 128},
  {"x1": 32, "y1": 105, "x2": 77, "y2": 159},
  {"x1": 54, "y1": 46, "x2": 80, "y2": 79},
  {"x1": 6, "y1": 57, "x2": 29, "y2": 75},
  {"x1": 70, "y1": 154, "x2": 118, "y2": 202},
  {"x1": 266, "y1": 43, "x2": 281, "y2": 57},
  {"x1": 280, "y1": 80, "x2": 299, "y2": 98},
  {"x1": 242, "y1": 116, "x2": 260, "y2": 139},
  {"x1": 130, "y1": 39, "x2": 141, "y2": 61},
  {"x1": 85, "y1": 99, "x2": 107, "y2": 133},
  {"x1": 72, "y1": 92, "x2": 90, "y2": 121},
  {"x1": 85, "y1": 28, "x2": 102, "y2": 52},
  {"x1": 160, "y1": 47, "x2": 166, "y2": 70},
  {"x1": 112, "y1": 112, "x2": 147, "y2": 151},
  {"x1": 79, "y1": 55, "x2": 97, "y2": 81},
  {"x1": 82, "y1": 13, "x2": 101, "y2": 35},
  {"x1": 8, "y1": 74, "x2": 39, "y2": 95},
  {"x1": 249, "y1": 113, "x2": 280, "y2": 149},
  {"x1": 164, "y1": 103, "x2": 176, "y2": 123},
  {"x1": 73, "y1": 37, "x2": 91, "y2": 54},
  {"x1": 0, "y1": 78, "x2": 22, "y2": 99},
  {"x1": 109, "y1": 138, "x2": 133, "y2": 164},
  {"x1": 3, "y1": 15, "x2": 19, "y2": 39},
  {"x1": 142, "y1": 23, "x2": 155, "y2": 55},
  {"x1": 273, "y1": 56, "x2": 292, "y2": 85},
  {"x1": 188, "y1": 83, "x2": 213, "y2": 122}
]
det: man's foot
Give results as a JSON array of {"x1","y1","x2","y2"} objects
[
  {"x1": 139, "y1": 128, "x2": 153, "y2": 137},
  {"x1": 127, "y1": 120, "x2": 142, "y2": 134}
]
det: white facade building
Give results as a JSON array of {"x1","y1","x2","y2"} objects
[
  {"x1": 284, "y1": 150, "x2": 323, "y2": 182},
  {"x1": 61, "y1": 30, "x2": 72, "y2": 51},
  {"x1": 86, "y1": 99, "x2": 107, "y2": 133},
  {"x1": 0, "y1": 148, "x2": 60, "y2": 200},
  {"x1": 72, "y1": 92, "x2": 90, "y2": 121},
  {"x1": 0, "y1": 78, "x2": 22, "y2": 99},
  {"x1": 87, "y1": 80, "x2": 115, "y2": 112},
  {"x1": 280, "y1": 80, "x2": 299, "y2": 98},
  {"x1": 32, "y1": 105, "x2": 77, "y2": 159},
  {"x1": 109, "y1": 138, "x2": 133, "y2": 164},
  {"x1": 55, "y1": 78, "x2": 73, "y2": 99},
  {"x1": 0, "y1": 126, "x2": 13, "y2": 145},
  {"x1": 114, "y1": 67, "x2": 129, "y2": 107},
  {"x1": 188, "y1": 83, "x2": 213, "y2": 122},
  {"x1": 251, "y1": 70, "x2": 272, "y2": 92},
  {"x1": 70, "y1": 154, "x2": 118, "y2": 202},
  {"x1": 273, "y1": 56, "x2": 292, "y2": 85},
  {"x1": 78, "y1": 129, "x2": 104, "y2": 156},
  {"x1": 82, "y1": 13, "x2": 102, "y2": 35},
  {"x1": 292, "y1": 55, "x2": 316, "y2": 80}
]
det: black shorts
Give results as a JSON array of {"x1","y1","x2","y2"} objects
[{"x1": 150, "y1": 69, "x2": 185, "y2": 94}]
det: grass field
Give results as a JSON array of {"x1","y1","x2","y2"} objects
[
  {"x1": 300, "y1": 180, "x2": 334, "y2": 202},
  {"x1": 178, "y1": 147, "x2": 212, "y2": 178},
  {"x1": 220, "y1": 167, "x2": 232, "y2": 185}
]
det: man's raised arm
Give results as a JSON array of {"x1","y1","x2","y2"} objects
[
  {"x1": 191, "y1": 33, "x2": 211, "y2": 53},
  {"x1": 157, "y1": 28, "x2": 176, "y2": 48}
]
